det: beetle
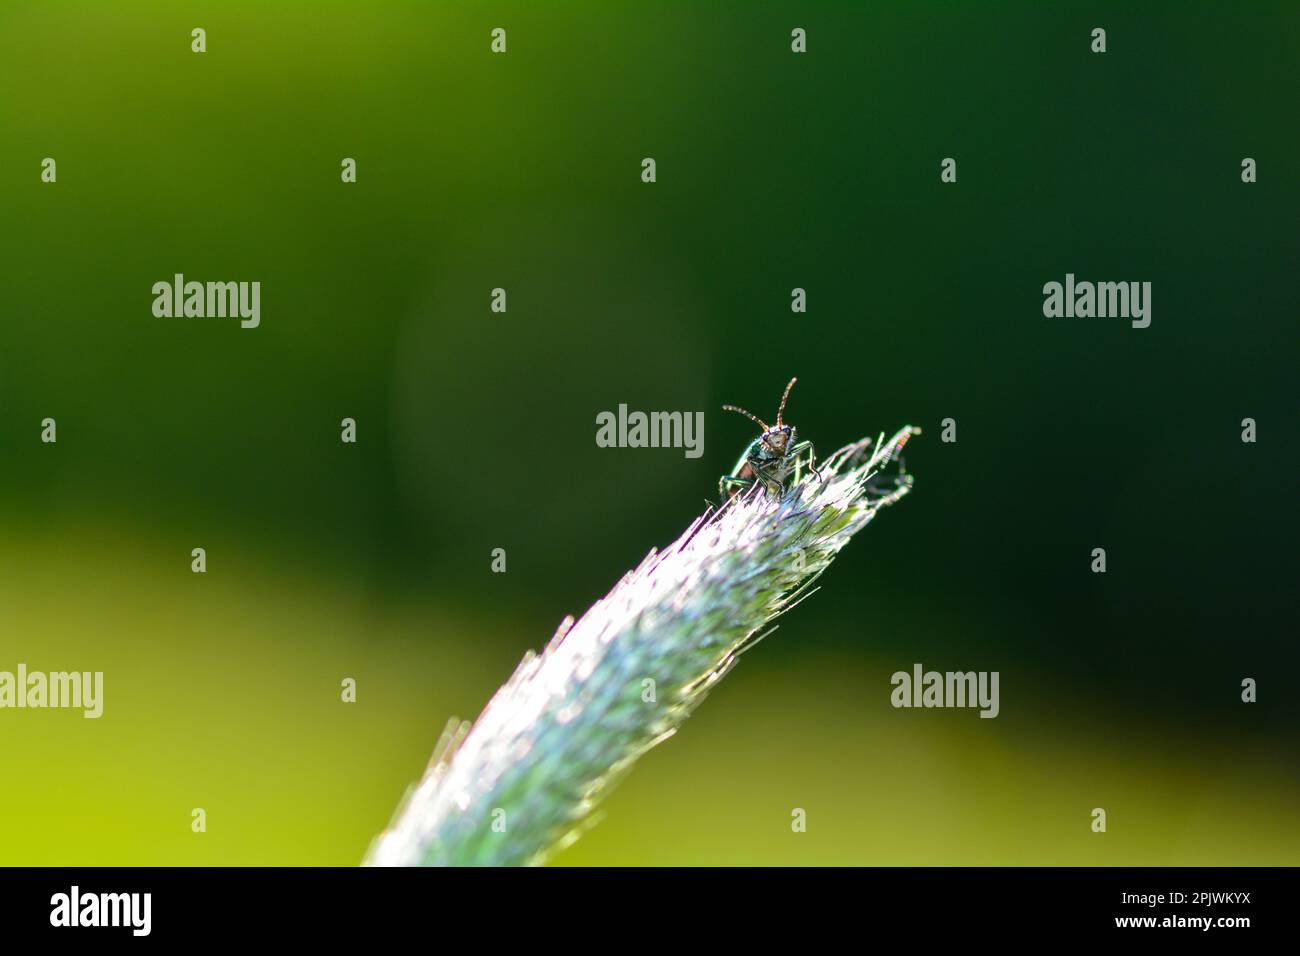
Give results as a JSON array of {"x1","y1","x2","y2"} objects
[{"x1": 718, "y1": 376, "x2": 820, "y2": 499}]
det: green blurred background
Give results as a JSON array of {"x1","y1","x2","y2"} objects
[{"x1": 1, "y1": 1, "x2": 1296, "y2": 865}]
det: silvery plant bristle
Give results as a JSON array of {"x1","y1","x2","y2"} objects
[{"x1": 365, "y1": 425, "x2": 920, "y2": 866}]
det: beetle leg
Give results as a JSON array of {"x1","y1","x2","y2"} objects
[
  {"x1": 788, "y1": 441, "x2": 823, "y2": 484},
  {"x1": 808, "y1": 442, "x2": 823, "y2": 483},
  {"x1": 747, "y1": 462, "x2": 785, "y2": 496},
  {"x1": 719, "y1": 475, "x2": 754, "y2": 498}
]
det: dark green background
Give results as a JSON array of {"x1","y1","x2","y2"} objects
[{"x1": 1, "y1": 2, "x2": 1296, "y2": 864}]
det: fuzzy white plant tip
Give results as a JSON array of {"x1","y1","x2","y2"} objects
[{"x1": 366, "y1": 425, "x2": 920, "y2": 867}]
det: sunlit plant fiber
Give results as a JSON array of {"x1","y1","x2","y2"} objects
[{"x1": 366, "y1": 426, "x2": 919, "y2": 866}]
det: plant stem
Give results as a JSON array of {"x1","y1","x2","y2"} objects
[{"x1": 365, "y1": 426, "x2": 919, "y2": 866}]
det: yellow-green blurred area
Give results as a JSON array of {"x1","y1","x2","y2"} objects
[
  {"x1": 3, "y1": 519, "x2": 1298, "y2": 865},
  {"x1": 1, "y1": 3, "x2": 1297, "y2": 864}
]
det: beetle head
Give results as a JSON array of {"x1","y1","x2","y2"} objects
[
  {"x1": 762, "y1": 424, "x2": 793, "y2": 455},
  {"x1": 723, "y1": 377, "x2": 801, "y2": 454}
]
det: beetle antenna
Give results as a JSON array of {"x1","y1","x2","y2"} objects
[
  {"x1": 776, "y1": 377, "x2": 797, "y2": 427},
  {"x1": 721, "y1": 405, "x2": 770, "y2": 431}
]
